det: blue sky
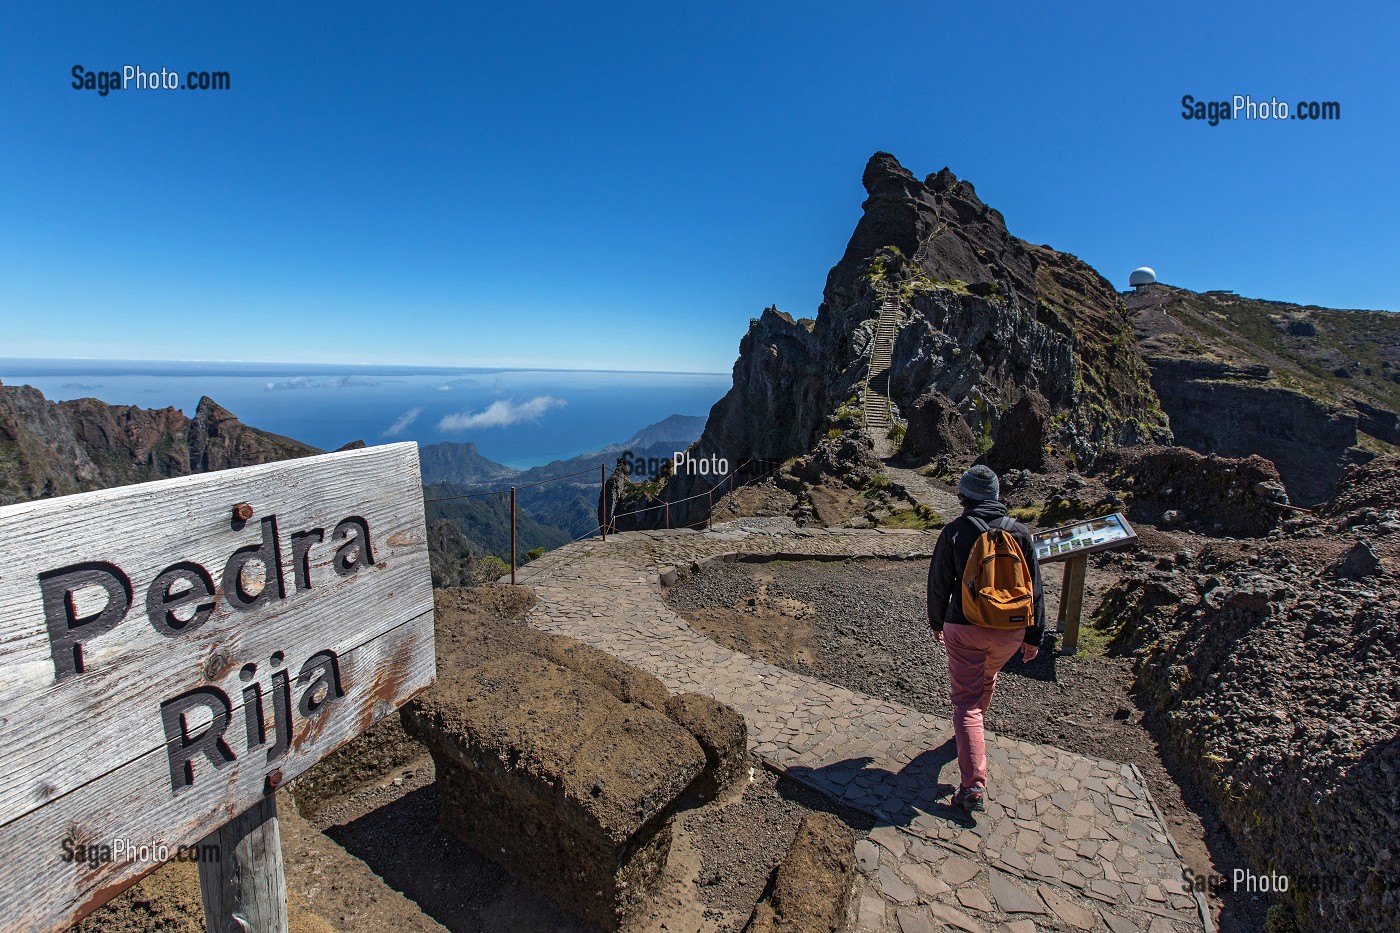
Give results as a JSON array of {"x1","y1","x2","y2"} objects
[{"x1": 3, "y1": 1, "x2": 1395, "y2": 372}]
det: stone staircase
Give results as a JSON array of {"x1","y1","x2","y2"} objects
[{"x1": 863, "y1": 286, "x2": 901, "y2": 439}]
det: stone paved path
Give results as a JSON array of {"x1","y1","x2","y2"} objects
[{"x1": 517, "y1": 524, "x2": 1211, "y2": 933}]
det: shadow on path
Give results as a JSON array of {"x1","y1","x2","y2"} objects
[{"x1": 782, "y1": 738, "x2": 978, "y2": 832}]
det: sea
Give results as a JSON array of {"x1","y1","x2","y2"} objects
[{"x1": 0, "y1": 359, "x2": 731, "y2": 469}]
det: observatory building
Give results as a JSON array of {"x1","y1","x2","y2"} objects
[{"x1": 1129, "y1": 267, "x2": 1156, "y2": 288}]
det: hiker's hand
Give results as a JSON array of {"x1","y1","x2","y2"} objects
[
  {"x1": 1021, "y1": 644, "x2": 1039, "y2": 663},
  {"x1": 933, "y1": 631, "x2": 944, "y2": 646}
]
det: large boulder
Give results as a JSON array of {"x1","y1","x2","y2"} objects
[
  {"x1": 986, "y1": 391, "x2": 1051, "y2": 472},
  {"x1": 403, "y1": 653, "x2": 706, "y2": 931},
  {"x1": 901, "y1": 391, "x2": 976, "y2": 462},
  {"x1": 530, "y1": 637, "x2": 672, "y2": 708},
  {"x1": 664, "y1": 692, "x2": 748, "y2": 799},
  {"x1": 1097, "y1": 445, "x2": 1288, "y2": 537}
]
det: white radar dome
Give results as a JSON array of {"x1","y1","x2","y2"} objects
[{"x1": 1129, "y1": 267, "x2": 1157, "y2": 287}]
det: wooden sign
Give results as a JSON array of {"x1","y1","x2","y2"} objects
[{"x1": 0, "y1": 442, "x2": 436, "y2": 933}]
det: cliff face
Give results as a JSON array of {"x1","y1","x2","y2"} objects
[
  {"x1": 0, "y1": 382, "x2": 323, "y2": 505},
  {"x1": 615, "y1": 152, "x2": 1169, "y2": 528},
  {"x1": 1127, "y1": 284, "x2": 1400, "y2": 505}
]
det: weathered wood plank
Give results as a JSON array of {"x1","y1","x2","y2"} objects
[
  {"x1": 0, "y1": 443, "x2": 431, "y2": 828},
  {"x1": 1057, "y1": 553, "x2": 1088, "y2": 654},
  {"x1": 0, "y1": 608, "x2": 435, "y2": 933},
  {"x1": 198, "y1": 794, "x2": 288, "y2": 933},
  {"x1": 0, "y1": 443, "x2": 436, "y2": 932}
]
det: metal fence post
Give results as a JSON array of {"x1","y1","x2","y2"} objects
[
  {"x1": 600, "y1": 464, "x2": 607, "y2": 542},
  {"x1": 510, "y1": 486, "x2": 516, "y2": 585}
]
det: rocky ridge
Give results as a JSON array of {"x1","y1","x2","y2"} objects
[
  {"x1": 611, "y1": 152, "x2": 1169, "y2": 529},
  {"x1": 0, "y1": 381, "x2": 326, "y2": 504},
  {"x1": 1127, "y1": 283, "x2": 1400, "y2": 505}
]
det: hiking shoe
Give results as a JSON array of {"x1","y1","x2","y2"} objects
[{"x1": 953, "y1": 786, "x2": 985, "y2": 813}]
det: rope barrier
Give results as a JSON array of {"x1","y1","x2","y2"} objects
[
  {"x1": 611, "y1": 457, "x2": 785, "y2": 527},
  {"x1": 420, "y1": 448, "x2": 789, "y2": 584},
  {"x1": 422, "y1": 464, "x2": 606, "y2": 503},
  {"x1": 516, "y1": 457, "x2": 784, "y2": 583}
]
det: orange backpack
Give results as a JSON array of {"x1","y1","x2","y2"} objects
[{"x1": 960, "y1": 516, "x2": 1035, "y2": 629}]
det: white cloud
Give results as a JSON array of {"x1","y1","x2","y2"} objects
[
  {"x1": 382, "y1": 407, "x2": 423, "y2": 437},
  {"x1": 438, "y1": 395, "x2": 565, "y2": 431}
]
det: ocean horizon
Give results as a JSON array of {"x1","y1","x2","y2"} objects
[{"x1": 0, "y1": 358, "x2": 730, "y2": 468}]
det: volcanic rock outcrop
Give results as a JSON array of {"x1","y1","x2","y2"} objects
[
  {"x1": 1096, "y1": 458, "x2": 1399, "y2": 932},
  {"x1": 0, "y1": 381, "x2": 323, "y2": 504},
  {"x1": 901, "y1": 391, "x2": 977, "y2": 463},
  {"x1": 402, "y1": 588, "x2": 749, "y2": 930},
  {"x1": 611, "y1": 152, "x2": 1169, "y2": 529},
  {"x1": 1097, "y1": 445, "x2": 1291, "y2": 538},
  {"x1": 1126, "y1": 283, "x2": 1400, "y2": 505}
]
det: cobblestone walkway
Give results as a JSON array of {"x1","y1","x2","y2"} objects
[{"x1": 519, "y1": 524, "x2": 1211, "y2": 933}]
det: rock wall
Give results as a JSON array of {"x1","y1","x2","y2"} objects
[
  {"x1": 1096, "y1": 462, "x2": 1399, "y2": 931},
  {"x1": 1097, "y1": 445, "x2": 1290, "y2": 538},
  {"x1": 1138, "y1": 358, "x2": 1358, "y2": 506},
  {"x1": 1126, "y1": 283, "x2": 1400, "y2": 507}
]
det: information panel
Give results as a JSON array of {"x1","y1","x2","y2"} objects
[{"x1": 1033, "y1": 512, "x2": 1137, "y2": 563}]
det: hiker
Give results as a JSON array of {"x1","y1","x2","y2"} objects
[{"x1": 927, "y1": 464, "x2": 1045, "y2": 813}]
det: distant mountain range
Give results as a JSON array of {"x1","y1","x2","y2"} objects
[
  {"x1": 418, "y1": 413, "x2": 706, "y2": 486},
  {"x1": 419, "y1": 413, "x2": 707, "y2": 543},
  {"x1": 0, "y1": 380, "x2": 705, "y2": 569}
]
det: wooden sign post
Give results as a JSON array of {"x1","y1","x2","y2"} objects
[
  {"x1": 1032, "y1": 512, "x2": 1137, "y2": 655},
  {"x1": 0, "y1": 443, "x2": 436, "y2": 933}
]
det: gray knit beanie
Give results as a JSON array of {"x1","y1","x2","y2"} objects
[{"x1": 957, "y1": 465, "x2": 1000, "y2": 502}]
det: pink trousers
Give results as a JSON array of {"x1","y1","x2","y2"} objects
[{"x1": 943, "y1": 622, "x2": 1025, "y2": 790}]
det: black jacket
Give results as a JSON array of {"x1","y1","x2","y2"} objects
[{"x1": 927, "y1": 500, "x2": 1046, "y2": 645}]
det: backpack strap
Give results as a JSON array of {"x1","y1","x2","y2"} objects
[{"x1": 966, "y1": 515, "x2": 990, "y2": 534}]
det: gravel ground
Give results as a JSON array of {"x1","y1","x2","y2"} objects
[
  {"x1": 665, "y1": 555, "x2": 1271, "y2": 933},
  {"x1": 663, "y1": 557, "x2": 1113, "y2": 741},
  {"x1": 682, "y1": 763, "x2": 874, "y2": 932}
]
